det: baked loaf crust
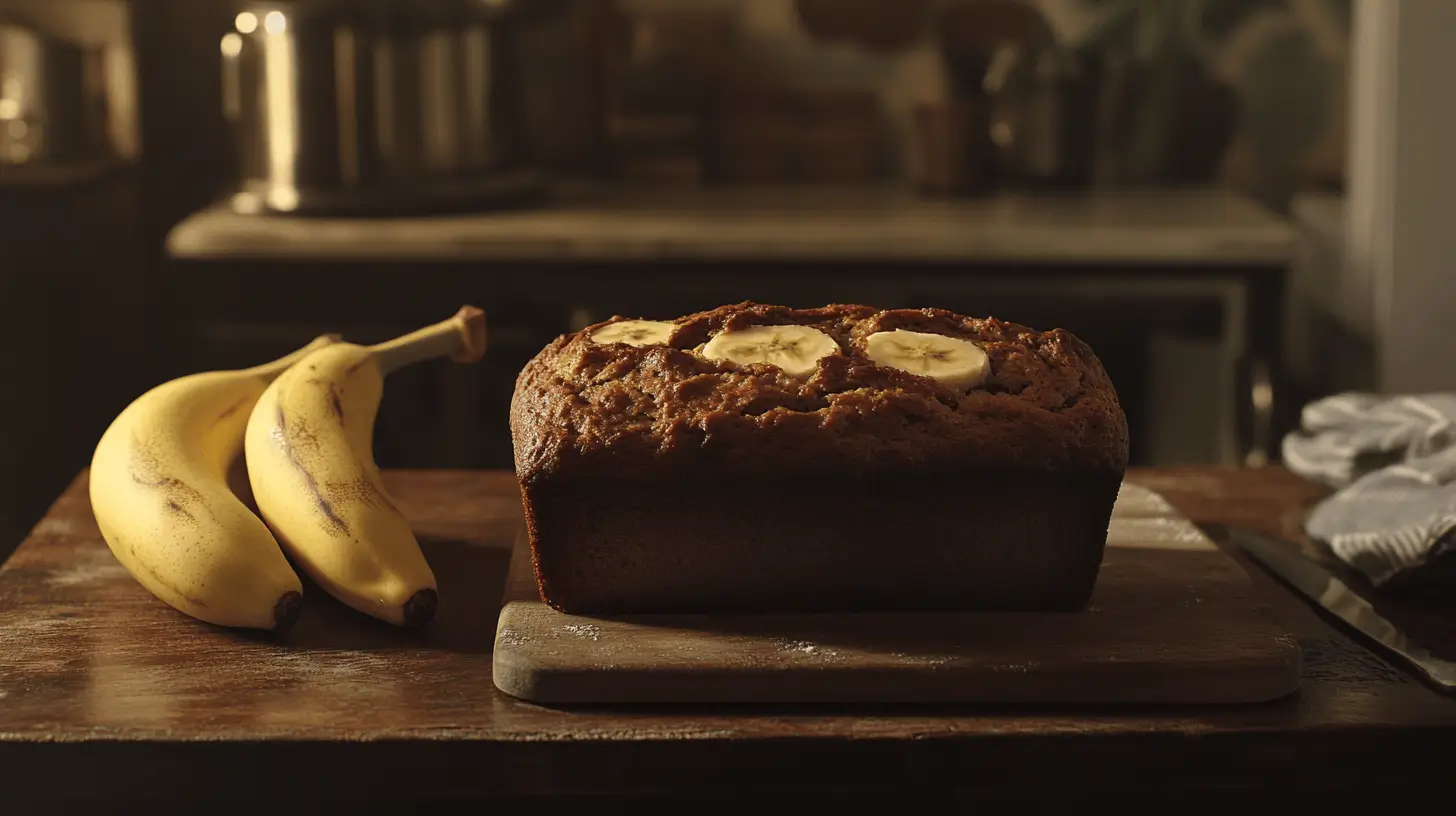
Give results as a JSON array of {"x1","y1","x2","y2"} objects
[{"x1": 511, "y1": 301, "x2": 1130, "y2": 614}]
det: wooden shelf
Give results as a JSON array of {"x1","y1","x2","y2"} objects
[{"x1": 165, "y1": 184, "x2": 1297, "y2": 267}]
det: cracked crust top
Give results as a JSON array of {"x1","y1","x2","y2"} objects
[{"x1": 511, "y1": 302, "x2": 1130, "y2": 482}]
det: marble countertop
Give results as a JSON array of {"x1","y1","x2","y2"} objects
[{"x1": 165, "y1": 184, "x2": 1296, "y2": 267}]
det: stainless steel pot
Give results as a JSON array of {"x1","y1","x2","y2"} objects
[
  {"x1": 982, "y1": 41, "x2": 1100, "y2": 190},
  {"x1": 221, "y1": 0, "x2": 558, "y2": 215},
  {"x1": 0, "y1": 20, "x2": 111, "y2": 167}
]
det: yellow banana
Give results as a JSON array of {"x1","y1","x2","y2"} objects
[
  {"x1": 88, "y1": 335, "x2": 339, "y2": 630},
  {"x1": 244, "y1": 307, "x2": 487, "y2": 628}
]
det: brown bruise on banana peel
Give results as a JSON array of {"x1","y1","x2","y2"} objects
[
  {"x1": 162, "y1": 499, "x2": 194, "y2": 521},
  {"x1": 302, "y1": 377, "x2": 346, "y2": 421},
  {"x1": 116, "y1": 433, "x2": 297, "y2": 631},
  {"x1": 272, "y1": 402, "x2": 351, "y2": 537},
  {"x1": 110, "y1": 444, "x2": 219, "y2": 616},
  {"x1": 338, "y1": 474, "x2": 404, "y2": 517},
  {"x1": 128, "y1": 437, "x2": 210, "y2": 525},
  {"x1": 271, "y1": 367, "x2": 430, "y2": 628},
  {"x1": 271, "y1": 375, "x2": 405, "y2": 536}
]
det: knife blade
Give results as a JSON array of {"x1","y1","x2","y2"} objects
[{"x1": 1230, "y1": 526, "x2": 1456, "y2": 693}]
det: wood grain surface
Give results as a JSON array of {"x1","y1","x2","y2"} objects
[
  {"x1": 3, "y1": 467, "x2": 1456, "y2": 805},
  {"x1": 494, "y1": 483, "x2": 1300, "y2": 705}
]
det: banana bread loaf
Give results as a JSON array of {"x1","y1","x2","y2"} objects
[{"x1": 510, "y1": 302, "x2": 1129, "y2": 614}]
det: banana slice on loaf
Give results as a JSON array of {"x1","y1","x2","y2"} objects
[
  {"x1": 864, "y1": 329, "x2": 989, "y2": 390},
  {"x1": 702, "y1": 325, "x2": 840, "y2": 379},
  {"x1": 590, "y1": 320, "x2": 676, "y2": 347}
]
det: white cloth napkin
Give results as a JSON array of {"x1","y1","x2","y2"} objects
[{"x1": 1282, "y1": 393, "x2": 1456, "y2": 589}]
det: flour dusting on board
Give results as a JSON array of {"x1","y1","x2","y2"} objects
[
  {"x1": 1112, "y1": 482, "x2": 1177, "y2": 518},
  {"x1": 46, "y1": 548, "x2": 128, "y2": 587},
  {"x1": 561, "y1": 623, "x2": 601, "y2": 641},
  {"x1": 268, "y1": 649, "x2": 397, "y2": 678},
  {"x1": 497, "y1": 627, "x2": 530, "y2": 647},
  {"x1": 0, "y1": 615, "x2": 72, "y2": 639},
  {"x1": 32, "y1": 517, "x2": 81, "y2": 538},
  {"x1": 1106, "y1": 516, "x2": 1216, "y2": 550},
  {"x1": 0, "y1": 615, "x2": 79, "y2": 675}
]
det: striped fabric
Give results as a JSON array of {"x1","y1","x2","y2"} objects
[{"x1": 1282, "y1": 393, "x2": 1456, "y2": 588}]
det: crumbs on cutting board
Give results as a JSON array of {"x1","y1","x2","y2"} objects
[
  {"x1": 888, "y1": 652, "x2": 953, "y2": 666},
  {"x1": 770, "y1": 638, "x2": 840, "y2": 658},
  {"x1": 990, "y1": 661, "x2": 1039, "y2": 673},
  {"x1": 561, "y1": 623, "x2": 601, "y2": 641}
]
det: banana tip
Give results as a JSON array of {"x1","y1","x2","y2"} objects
[
  {"x1": 450, "y1": 306, "x2": 488, "y2": 364},
  {"x1": 307, "y1": 333, "x2": 344, "y2": 352},
  {"x1": 402, "y1": 589, "x2": 439, "y2": 630},
  {"x1": 273, "y1": 591, "x2": 304, "y2": 631}
]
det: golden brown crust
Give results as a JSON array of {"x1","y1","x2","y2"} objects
[{"x1": 510, "y1": 301, "x2": 1130, "y2": 482}]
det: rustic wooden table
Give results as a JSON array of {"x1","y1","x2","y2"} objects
[{"x1": 2, "y1": 467, "x2": 1454, "y2": 809}]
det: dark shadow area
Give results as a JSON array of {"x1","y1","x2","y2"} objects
[
  {"x1": 255, "y1": 536, "x2": 511, "y2": 656},
  {"x1": 1204, "y1": 522, "x2": 1456, "y2": 665},
  {"x1": 537, "y1": 545, "x2": 1266, "y2": 647},
  {"x1": 1368, "y1": 546, "x2": 1456, "y2": 608},
  {"x1": 22, "y1": 789, "x2": 1408, "y2": 813}
]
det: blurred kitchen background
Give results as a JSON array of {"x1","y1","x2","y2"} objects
[{"x1": 3, "y1": 0, "x2": 1451, "y2": 555}]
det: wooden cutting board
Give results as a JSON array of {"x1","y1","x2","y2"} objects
[{"x1": 492, "y1": 482, "x2": 1301, "y2": 705}]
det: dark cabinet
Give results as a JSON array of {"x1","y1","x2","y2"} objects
[{"x1": 0, "y1": 166, "x2": 149, "y2": 557}]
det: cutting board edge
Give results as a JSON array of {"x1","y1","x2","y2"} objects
[{"x1": 491, "y1": 603, "x2": 1305, "y2": 707}]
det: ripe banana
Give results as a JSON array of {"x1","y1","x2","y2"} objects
[
  {"x1": 589, "y1": 319, "x2": 676, "y2": 347},
  {"x1": 701, "y1": 324, "x2": 840, "y2": 378},
  {"x1": 244, "y1": 306, "x2": 488, "y2": 628},
  {"x1": 88, "y1": 335, "x2": 340, "y2": 631},
  {"x1": 864, "y1": 329, "x2": 989, "y2": 389}
]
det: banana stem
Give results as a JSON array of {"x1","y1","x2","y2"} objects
[
  {"x1": 368, "y1": 306, "x2": 488, "y2": 376},
  {"x1": 244, "y1": 334, "x2": 343, "y2": 382}
]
